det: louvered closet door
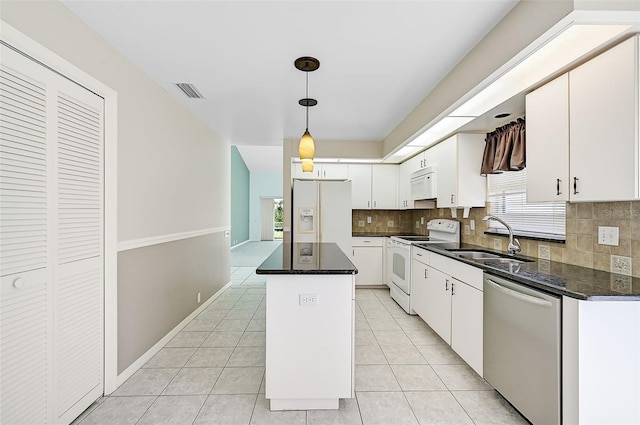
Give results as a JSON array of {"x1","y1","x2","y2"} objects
[
  {"x1": 0, "y1": 46, "x2": 53, "y2": 425},
  {"x1": 53, "y1": 77, "x2": 104, "y2": 425},
  {"x1": 0, "y1": 43, "x2": 104, "y2": 425}
]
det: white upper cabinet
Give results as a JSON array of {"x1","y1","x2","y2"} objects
[
  {"x1": 431, "y1": 133, "x2": 486, "y2": 208},
  {"x1": 292, "y1": 162, "x2": 349, "y2": 180},
  {"x1": 348, "y1": 164, "x2": 397, "y2": 209},
  {"x1": 527, "y1": 35, "x2": 640, "y2": 202},
  {"x1": 569, "y1": 35, "x2": 638, "y2": 202},
  {"x1": 348, "y1": 164, "x2": 373, "y2": 209},
  {"x1": 398, "y1": 153, "x2": 424, "y2": 209},
  {"x1": 526, "y1": 73, "x2": 570, "y2": 202},
  {"x1": 371, "y1": 164, "x2": 397, "y2": 209}
]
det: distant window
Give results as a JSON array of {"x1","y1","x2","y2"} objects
[{"x1": 486, "y1": 169, "x2": 565, "y2": 240}]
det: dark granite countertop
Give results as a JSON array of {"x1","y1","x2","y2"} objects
[
  {"x1": 256, "y1": 243, "x2": 358, "y2": 275},
  {"x1": 413, "y1": 242, "x2": 640, "y2": 301}
]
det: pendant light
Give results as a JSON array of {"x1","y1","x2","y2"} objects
[{"x1": 295, "y1": 56, "x2": 320, "y2": 173}]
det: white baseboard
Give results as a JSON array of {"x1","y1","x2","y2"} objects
[
  {"x1": 112, "y1": 280, "x2": 233, "y2": 391},
  {"x1": 231, "y1": 239, "x2": 250, "y2": 250}
]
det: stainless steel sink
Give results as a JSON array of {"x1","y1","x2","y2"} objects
[{"x1": 447, "y1": 249, "x2": 533, "y2": 264}]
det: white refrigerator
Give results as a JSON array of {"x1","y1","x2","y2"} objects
[{"x1": 292, "y1": 180, "x2": 352, "y2": 255}]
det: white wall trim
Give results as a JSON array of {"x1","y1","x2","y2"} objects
[
  {"x1": 118, "y1": 227, "x2": 231, "y2": 252},
  {"x1": 0, "y1": 21, "x2": 120, "y2": 395},
  {"x1": 114, "y1": 281, "x2": 232, "y2": 389}
]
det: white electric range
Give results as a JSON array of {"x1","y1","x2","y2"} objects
[{"x1": 388, "y1": 219, "x2": 460, "y2": 314}]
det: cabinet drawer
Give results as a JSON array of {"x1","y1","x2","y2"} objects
[
  {"x1": 430, "y1": 253, "x2": 483, "y2": 291},
  {"x1": 352, "y1": 237, "x2": 384, "y2": 247},
  {"x1": 411, "y1": 246, "x2": 430, "y2": 264}
]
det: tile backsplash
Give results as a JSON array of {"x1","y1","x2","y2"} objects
[{"x1": 354, "y1": 201, "x2": 640, "y2": 277}]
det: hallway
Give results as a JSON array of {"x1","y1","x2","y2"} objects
[{"x1": 73, "y1": 241, "x2": 526, "y2": 425}]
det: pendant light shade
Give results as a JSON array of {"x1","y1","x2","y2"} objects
[
  {"x1": 299, "y1": 129, "x2": 315, "y2": 160},
  {"x1": 295, "y1": 57, "x2": 320, "y2": 173},
  {"x1": 301, "y1": 158, "x2": 314, "y2": 173}
]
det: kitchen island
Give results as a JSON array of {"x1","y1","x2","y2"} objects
[{"x1": 256, "y1": 242, "x2": 357, "y2": 411}]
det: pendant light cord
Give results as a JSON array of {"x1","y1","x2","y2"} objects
[{"x1": 305, "y1": 71, "x2": 309, "y2": 130}]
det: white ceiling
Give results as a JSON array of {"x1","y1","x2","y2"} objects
[{"x1": 62, "y1": 0, "x2": 520, "y2": 172}]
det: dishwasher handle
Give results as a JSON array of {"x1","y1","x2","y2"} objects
[{"x1": 485, "y1": 278, "x2": 553, "y2": 308}]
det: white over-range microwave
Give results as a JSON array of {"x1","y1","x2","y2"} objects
[{"x1": 410, "y1": 165, "x2": 436, "y2": 200}]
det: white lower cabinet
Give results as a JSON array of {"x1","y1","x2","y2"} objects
[
  {"x1": 450, "y1": 277, "x2": 483, "y2": 375},
  {"x1": 351, "y1": 237, "x2": 384, "y2": 286},
  {"x1": 411, "y1": 249, "x2": 483, "y2": 375}
]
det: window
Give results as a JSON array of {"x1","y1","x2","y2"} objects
[{"x1": 487, "y1": 169, "x2": 565, "y2": 239}]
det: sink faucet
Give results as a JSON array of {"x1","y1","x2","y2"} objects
[{"x1": 482, "y1": 215, "x2": 521, "y2": 255}]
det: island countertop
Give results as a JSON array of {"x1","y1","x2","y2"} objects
[{"x1": 256, "y1": 242, "x2": 358, "y2": 275}]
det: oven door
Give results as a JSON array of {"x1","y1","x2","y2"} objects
[{"x1": 390, "y1": 241, "x2": 410, "y2": 294}]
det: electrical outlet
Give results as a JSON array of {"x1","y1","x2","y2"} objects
[
  {"x1": 420, "y1": 217, "x2": 424, "y2": 225},
  {"x1": 464, "y1": 224, "x2": 470, "y2": 235},
  {"x1": 538, "y1": 245, "x2": 551, "y2": 260},
  {"x1": 416, "y1": 221, "x2": 420, "y2": 229},
  {"x1": 358, "y1": 220, "x2": 365, "y2": 227},
  {"x1": 197, "y1": 292, "x2": 201, "y2": 303},
  {"x1": 299, "y1": 293, "x2": 318, "y2": 306},
  {"x1": 469, "y1": 219, "x2": 475, "y2": 231},
  {"x1": 387, "y1": 220, "x2": 394, "y2": 227},
  {"x1": 611, "y1": 255, "x2": 632, "y2": 276},
  {"x1": 493, "y1": 238, "x2": 503, "y2": 251}
]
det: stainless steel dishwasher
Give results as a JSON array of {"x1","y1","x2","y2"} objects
[{"x1": 484, "y1": 273, "x2": 561, "y2": 425}]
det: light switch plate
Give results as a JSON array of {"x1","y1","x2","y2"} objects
[
  {"x1": 469, "y1": 220, "x2": 475, "y2": 231},
  {"x1": 367, "y1": 216, "x2": 372, "y2": 224},
  {"x1": 598, "y1": 226, "x2": 619, "y2": 246}
]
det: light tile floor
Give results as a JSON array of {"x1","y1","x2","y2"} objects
[{"x1": 74, "y1": 247, "x2": 529, "y2": 425}]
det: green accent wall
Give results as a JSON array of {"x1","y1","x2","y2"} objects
[{"x1": 231, "y1": 146, "x2": 250, "y2": 246}]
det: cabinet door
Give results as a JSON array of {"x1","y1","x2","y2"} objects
[
  {"x1": 451, "y1": 279, "x2": 483, "y2": 376},
  {"x1": 569, "y1": 36, "x2": 638, "y2": 201},
  {"x1": 320, "y1": 163, "x2": 349, "y2": 180},
  {"x1": 432, "y1": 136, "x2": 457, "y2": 208},
  {"x1": 411, "y1": 259, "x2": 429, "y2": 319},
  {"x1": 423, "y1": 266, "x2": 451, "y2": 344},
  {"x1": 372, "y1": 165, "x2": 397, "y2": 209},
  {"x1": 398, "y1": 154, "x2": 423, "y2": 209},
  {"x1": 292, "y1": 162, "x2": 315, "y2": 180},
  {"x1": 348, "y1": 164, "x2": 372, "y2": 209},
  {"x1": 352, "y1": 246, "x2": 383, "y2": 286},
  {"x1": 526, "y1": 74, "x2": 569, "y2": 202},
  {"x1": 456, "y1": 134, "x2": 486, "y2": 207}
]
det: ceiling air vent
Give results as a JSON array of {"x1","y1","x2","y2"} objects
[{"x1": 175, "y1": 82, "x2": 204, "y2": 99}]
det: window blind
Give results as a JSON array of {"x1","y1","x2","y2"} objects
[{"x1": 487, "y1": 169, "x2": 566, "y2": 238}]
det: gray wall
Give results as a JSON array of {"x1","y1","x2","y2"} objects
[
  {"x1": 118, "y1": 233, "x2": 229, "y2": 373},
  {"x1": 2, "y1": 1, "x2": 231, "y2": 373}
]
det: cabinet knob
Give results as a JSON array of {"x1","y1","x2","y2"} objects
[{"x1": 13, "y1": 278, "x2": 24, "y2": 289}]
